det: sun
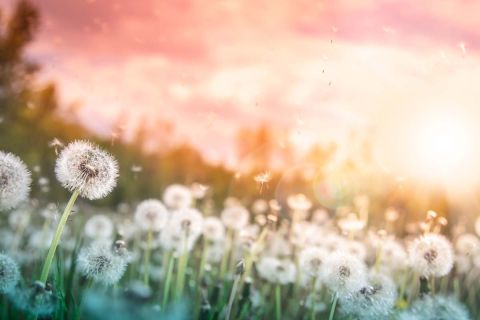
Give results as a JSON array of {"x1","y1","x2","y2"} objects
[{"x1": 408, "y1": 111, "x2": 475, "y2": 185}]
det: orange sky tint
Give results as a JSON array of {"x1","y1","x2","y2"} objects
[{"x1": 4, "y1": 0, "x2": 480, "y2": 186}]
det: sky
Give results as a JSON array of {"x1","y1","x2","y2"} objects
[{"x1": 3, "y1": 0, "x2": 480, "y2": 185}]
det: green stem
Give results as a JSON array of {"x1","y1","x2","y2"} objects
[
  {"x1": 143, "y1": 229, "x2": 153, "y2": 286},
  {"x1": 275, "y1": 284, "x2": 282, "y2": 320},
  {"x1": 175, "y1": 233, "x2": 190, "y2": 299},
  {"x1": 310, "y1": 278, "x2": 317, "y2": 320},
  {"x1": 225, "y1": 275, "x2": 241, "y2": 320},
  {"x1": 162, "y1": 253, "x2": 175, "y2": 309},
  {"x1": 328, "y1": 292, "x2": 338, "y2": 320},
  {"x1": 40, "y1": 189, "x2": 80, "y2": 283}
]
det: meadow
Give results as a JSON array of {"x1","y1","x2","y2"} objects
[{"x1": 0, "y1": 140, "x2": 477, "y2": 320}]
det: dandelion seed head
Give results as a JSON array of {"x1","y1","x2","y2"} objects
[
  {"x1": 13, "y1": 281, "x2": 57, "y2": 316},
  {"x1": 202, "y1": 217, "x2": 225, "y2": 242},
  {"x1": 341, "y1": 272, "x2": 397, "y2": 319},
  {"x1": 398, "y1": 295, "x2": 470, "y2": 320},
  {"x1": 256, "y1": 256, "x2": 296, "y2": 284},
  {"x1": 287, "y1": 193, "x2": 312, "y2": 212},
  {"x1": 85, "y1": 214, "x2": 114, "y2": 240},
  {"x1": 252, "y1": 199, "x2": 268, "y2": 215},
  {"x1": 160, "y1": 227, "x2": 196, "y2": 254},
  {"x1": 323, "y1": 252, "x2": 367, "y2": 296},
  {"x1": 134, "y1": 199, "x2": 169, "y2": 232},
  {"x1": 77, "y1": 242, "x2": 128, "y2": 286},
  {"x1": 190, "y1": 182, "x2": 209, "y2": 199},
  {"x1": 55, "y1": 141, "x2": 118, "y2": 200},
  {"x1": 221, "y1": 205, "x2": 249, "y2": 230},
  {"x1": 455, "y1": 233, "x2": 479, "y2": 256},
  {"x1": 409, "y1": 234, "x2": 454, "y2": 277},
  {"x1": 169, "y1": 207, "x2": 204, "y2": 238},
  {"x1": 163, "y1": 184, "x2": 192, "y2": 210},
  {"x1": 0, "y1": 151, "x2": 31, "y2": 211},
  {"x1": 299, "y1": 246, "x2": 327, "y2": 278},
  {"x1": 0, "y1": 254, "x2": 20, "y2": 293},
  {"x1": 28, "y1": 230, "x2": 54, "y2": 251}
]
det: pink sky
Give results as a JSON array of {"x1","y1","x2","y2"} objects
[{"x1": 4, "y1": 0, "x2": 480, "y2": 179}]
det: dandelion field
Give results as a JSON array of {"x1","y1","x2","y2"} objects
[{"x1": 2, "y1": 1, "x2": 480, "y2": 320}]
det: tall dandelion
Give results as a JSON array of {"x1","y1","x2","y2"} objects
[
  {"x1": 322, "y1": 252, "x2": 367, "y2": 320},
  {"x1": 134, "y1": 199, "x2": 169, "y2": 285},
  {"x1": 77, "y1": 241, "x2": 129, "y2": 286},
  {"x1": 39, "y1": 141, "x2": 118, "y2": 283},
  {"x1": 409, "y1": 234, "x2": 454, "y2": 278},
  {"x1": 0, "y1": 151, "x2": 31, "y2": 211}
]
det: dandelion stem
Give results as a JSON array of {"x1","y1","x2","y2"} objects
[
  {"x1": 225, "y1": 274, "x2": 241, "y2": 320},
  {"x1": 40, "y1": 189, "x2": 80, "y2": 283},
  {"x1": 328, "y1": 292, "x2": 338, "y2": 320},
  {"x1": 175, "y1": 233, "x2": 190, "y2": 299},
  {"x1": 275, "y1": 284, "x2": 282, "y2": 320},
  {"x1": 162, "y1": 253, "x2": 175, "y2": 309},
  {"x1": 143, "y1": 229, "x2": 153, "y2": 286},
  {"x1": 310, "y1": 277, "x2": 317, "y2": 320}
]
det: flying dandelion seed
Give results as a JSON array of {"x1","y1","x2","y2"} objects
[
  {"x1": 48, "y1": 137, "x2": 64, "y2": 155},
  {"x1": 254, "y1": 172, "x2": 271, "y2": 192}
]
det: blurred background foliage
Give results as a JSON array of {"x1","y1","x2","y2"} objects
[{"x1": 0, "y1": 1, "x2": 452, "y2": 232}]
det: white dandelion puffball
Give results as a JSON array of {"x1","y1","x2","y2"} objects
[
  {"x1": 203, "y1": 217, "x2": 225, "y2": 242},
  {"x1": 409, "y1": 234, "x2": 454, "y2": 278},
  {"x1": 256, "y1": 256, "x2": 296, "y2": 285},
  {"x1": 287, "y1": 193, "x2": 312, "y2": 212},
  {"x1": 379, "y1": 238, "x2": 408, "y2": 272},
  {"x1": 160, "y1": 227, "x2": 196, "y2": 254},
  {"x1": 455, "y1": 233, "x2": 480, "y2": 256},
  {"x1": 55, "y1": 141, "x2": 118, "y2": 200},
  {"x1": 163, "y1": 184, "x2": 192, "y2": 210},
  {"x1": 221, "y1": 205, "x2": 249, "y2": 230},
  {"x1": 341, "y1": 272, "x2": 397, "y2": 319},
  {"x1": 169, "y1": 207, "x2": 204, "y2": 238},
  {"x1": 134, "y1": 199, "x2": 169, "y2": 232},
  {"x1": 0, "y1": 151, "x2": 31, "y2": 211},
  {"x1": 323, "y1": 251, "x2": 367, "y2": 296},
  {"x1": 77, "y1": 242, "x2": 128, "y2": 286},
  {"x1": 13, "y1": 281, "x2": 57, "y2": 317},
  {"x1": 252, "y1": 199, "x2": 268, "y2": 215},
  {"x1": 398, "y1": 295, "x2": 471, "y2": 320},
  {"x1": 84, "y1": 214, "x2": 114, "y2": 240},
  {"x1": 299, "y1": 246, "x2": 327, "y2": 278},
  {"x1": 0, "y1": 254, "x2": 20, "y2": 293}
]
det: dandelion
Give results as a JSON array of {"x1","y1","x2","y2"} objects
[
  {"x1": 134, "y1": 199, "x2": 168, "y2": 285},
  {"x1": 0, "y1": 254, "x2": 20, "y2": 293},
  {"x1": 77, "y1": 242, "x2": 128, "y2": 286},
  {"x1": 340, "y1": 272, "x2": 397, "y2": 319},
  {"x1": 84, "y1": 214, "x2": 114, "y2": 241},
  {"x1": 299, "y1": 246, "x2": 327, "y2": 278},
  {"x1": 323, "y1": 252, "x2": 367, "y2": 320},
  {"x1": 256, "y1": 256, "x2": 296, "y2": 285},
  {"x1": 287, "y1": 193, "x2": 312, "y2": 213},
  {"x1": 169, "y1": 207, "x2": 204, "y2": 239},
  {"x1": 13, "y1": 281, "x2": 57, "y2": 317},
  {"x1": 252, "y1": 199, "x2": 268, "y2": 215},
  {"x1": 134, "y1": 199, "x2": 169, "y2": 232},
  {"x1": 256, "y1": 256, "x2": 295, "y2": 320},
  {"x1": 163, "y1": 184, "x2": 192, "y2": 210},
  {"x1": 40, "y1": 141, "x2": 119, "y2": 284},
  {"x1": 190, "y1": 182, "x2": 209, "y2": 199},
  {"x1": 221, "y1": 205, "x2": 249, "y2": 230},
  {"x1": 409, "y1": 234, "x2": 454, "y2": 278},
  {"x1": 55, "y1": 140, "x2": 118, "y2": 200},
  {"x1": 0, "y1": 151, "x2": 31, "y2": 211},
  {"x1": 398, "y1": 295, "x2": 471, "y2": 320},
  {"x1": 455, "y1": 233, "x2": 479, "y2": 256},
  {"x1": 203, "y1": 216, "x2": 225, "y2": 242}
]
